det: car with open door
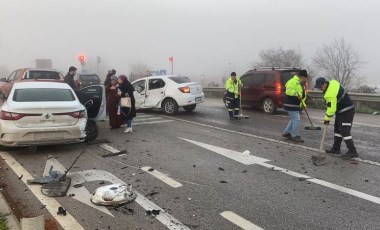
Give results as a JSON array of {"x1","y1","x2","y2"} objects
[{"x1": 131, "y1": 75, "x2": 204, "y2": 115}]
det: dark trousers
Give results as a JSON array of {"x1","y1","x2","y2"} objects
[
  {"x1": 332, "y1": 109, "x2": 356, "y2": 152},
  {"x1": 226, "y1": 97, "x2": 240, "y2": 118}
]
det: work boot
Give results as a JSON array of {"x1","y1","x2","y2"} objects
[
  {"x1": 282, "y1": 133, "x2": 291, "y2": 140},
  {"x1": 291, "y1": 136, "x2": 304, "y2": 143},
  {"x1": 325, "y1": 148, "x2": 341, "y2": 156},
  {"x1": 341, "y1": 150, "x2": 359, "y2": 159}
]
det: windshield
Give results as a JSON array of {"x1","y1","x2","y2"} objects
[
  {"x1": 168, "y1": 76, "x2": 191, "y2": 83},
  {"x1": 25, "y1": 71, "x2": 62, "y2": 80},
  {"x1": 13, "y1": 88, "x2": 75, "y2": 102},
  {"x1": 80, "y1": 75, "x2": 100, "y2": 81}
]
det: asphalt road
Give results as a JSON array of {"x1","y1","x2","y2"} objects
[{"x1": 0, "y1": 98, "x2": 379, "y2": 230}]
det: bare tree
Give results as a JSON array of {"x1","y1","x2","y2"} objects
[
  {"x1": 129, "y1": 62, "x2": 151, "y2": 81},
  {"x1": 253, "y1": 47, "x2": 304, "y2": 68},
  {"x1": 312, "y1": 38, "x2": 365, "y2": 88},
  {"x1": 304, "y1": 62, "x2": 320, "y2": 90}
]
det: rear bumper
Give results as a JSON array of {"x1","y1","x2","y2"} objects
[
  {"x1": 175, "y1": 93, "x2": 205, "y2": 106},
  {"x1": 0, "y1": 120, "x2": 86, "y2": 147}
]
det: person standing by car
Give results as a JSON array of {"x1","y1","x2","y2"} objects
[
  {"x1": 104, "y1": 69, "x2": 116, "y2": 88},
  {"x1": 64, "y1": 66, "x2": 78, "y2": 90},
  {"x1": 225, "y1": 72, "x2": 242, "y2": 120},
  {"x1": 117, "y1": 75, "x2": 136, "y2": 133},
  {"x1": 106, "y1": 76, "x2": 122, "y2": 129},
  {"x1": 314, "y1": 77, "x2": 358, "y2": 159},
  {"x1": 282, "y1": 70, "x2": 308, "y2": 142}
]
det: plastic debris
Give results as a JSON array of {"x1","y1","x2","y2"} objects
[{"x1": 91, "y1": 184, "x2": 136, "y2": 206}]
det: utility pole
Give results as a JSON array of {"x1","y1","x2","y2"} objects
[
  {"x1": 96, "y1": 56, "x2": 101, "y2": 75},
  {"x1": 169, "y1": 56, "x2": 174, "y2": 75}
]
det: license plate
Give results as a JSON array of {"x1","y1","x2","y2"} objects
[
  {"x1": 34, "y1": 132, "x2": 64, "y2": 140},
  {"x1": 195, "y1": 97, "x2": 202, "y2": 102}
]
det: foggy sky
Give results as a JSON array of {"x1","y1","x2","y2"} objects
[{"x1": 1, "y1": 0, "x2": 379, "y2": 85}]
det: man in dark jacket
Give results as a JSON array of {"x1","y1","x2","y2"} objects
[
  {"x1": 64, "y1": 66, "x2": 78, "y2": 90},
  {"x1": 104, "y1": 69, "x2": 116, "y2": 87},
  {"x1": 314, "y1": 77, "x2": 358, "y2": 159}
]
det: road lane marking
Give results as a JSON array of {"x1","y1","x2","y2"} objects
[
  {"x1": 220, "y1": 211, "x2": 264, "y2": 230},
  {"x1": 180, "y1": 138, "x2": 269, "y2": 165},
  {"x1": 141, "y1": 167, "x2": 182, "y2": 188},
  {"x1": 165, "y1": 116, "x2": 380, "y2": 167},
  {"x1": 134, "y1": 117, "x2": 163, "y2": 122},
  {"x1": 0, "y1": 151, "x2": 85, "y2": 230},
  {"x1": 136, "y1": 114, "x2": 155, "y2": 118},
  {"x1": 181, "y1": 138, "x2": 380, "y2": 205},
  {"x1": 100, "y1": 144, "x2": 121, "y2": 153},
  {"x1": 133, "y1": 120, "x2": 174, "y2": 126}
]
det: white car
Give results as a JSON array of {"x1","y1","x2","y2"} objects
[
  {"x1": 0, "y1": 82, "x2": 88, "y2": 147},
  {"x1": 131, "y1": 75, "x2": 204, "y2": 115}
]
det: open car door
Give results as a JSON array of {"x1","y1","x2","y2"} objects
[{"x1": 80, "y1": 85, "x2": 106, "y2": 121}]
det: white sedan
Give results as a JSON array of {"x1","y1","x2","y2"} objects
[
  {"x1": 131, "y1": 75, "x2": 204, "y2": 115},
  {"x1": 0, "y1": 82, "x2": 87, "y2": 147}
]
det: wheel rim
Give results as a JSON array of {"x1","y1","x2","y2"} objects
[
  {"x1": 165, "y1": 102, "x2": 174, "y2": 113},
  {"x1": 264, "y1": 100, "x2": 273, "y2": 113}
]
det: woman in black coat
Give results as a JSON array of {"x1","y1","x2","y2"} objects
[{"x1": 117, "y1": 75, "x2": 136, "y2": 133}]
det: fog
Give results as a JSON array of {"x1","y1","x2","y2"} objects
[{"x1": 1, "y1": 0, "x2": 379, "y2": 85}]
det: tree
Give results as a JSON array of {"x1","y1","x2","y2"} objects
[
  {"x1": 129, "y1": 62, "x2": 151, "y2": 81},
  {"x1": 351, "y1": 84, "x2": 377, "y2": 94},
  {"x1": 253, "y1": 47, "x2": 304, "y2": 68},
  {"x1": 312, "y1": 38, "x2": 365, "y2": 89}
]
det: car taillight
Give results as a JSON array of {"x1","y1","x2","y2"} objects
[
  {"x1": 275, "y1": 82, "x2": 282, "y2": 95},
  {"x1": 53, "y1": 110, "x2": 86, "y2": 118},
  {"x1": 0, "y1": 110, "x2": 42, "y2": 120},
  {"x1": 178, "y1": 87, "x2": 190, "y2": 93}
]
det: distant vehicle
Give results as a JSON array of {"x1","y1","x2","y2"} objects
[
  {"x1": 0, "y1": 68, "x2": 65, "y2": 97},
  {"x1": 0, "y1": 82, "x2": 87, "y2": 148},
  {"x1": 131, "y1": 75, "x2": 204, "y2": 115},
  {"x1": 78, "y1": 74, "x2": 101, "y2": 89},
  {"x1": 223, "y1": 67, "x2": 307, "y2": 114}
]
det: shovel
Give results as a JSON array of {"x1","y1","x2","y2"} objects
[
  {"x1": 234, "y1": 85, "x2": 250, "y2": 119},
  {"x1": 302, "y1": 101, "x2": 321, "y2": 130},
  {"x1": 311, "y1": 124, "x2": 328, "y2": 166}
]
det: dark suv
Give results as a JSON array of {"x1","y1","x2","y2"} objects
[
  {"x1": 78, "y1": 74, "x2": 101, "y2": 89},
  {"x1": 237, "y1": 67, "x2": 306, "y2": 114}
]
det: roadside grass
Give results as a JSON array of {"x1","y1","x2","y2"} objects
[{"x1": 0, "y1": 216, "x2": 8, "y2": 230}]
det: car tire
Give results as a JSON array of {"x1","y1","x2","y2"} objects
[
  {"x1": 262, "y1": 98, "x2": 276, "y2": 114},
  {"x1": 162, "y1": 98, "x2": 178, "y2": 115},
  {"x1": 184, "y1": 104, "x2": 196, "y2": 112},
  {"x1": 85, "y1": 120, "x2": 99, "y2": 142}
]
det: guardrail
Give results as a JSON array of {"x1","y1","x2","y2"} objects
[{"x1": 203, "y1": 88, "x2": 380, "y2": 113}]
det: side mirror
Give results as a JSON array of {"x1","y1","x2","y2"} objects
[
  {"x1": 0, "y1": 93, "x2": 6, "y2": 100},
  {"x1": 0, "y1": 78, "x2": 6, "y2": 82},
  {"x1": 136, "y1": 87, "x2": 144, "y2": 93}
]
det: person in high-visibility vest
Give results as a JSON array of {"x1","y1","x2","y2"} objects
[
  {"x1": 282, "y1": 70, "x2": 308, "y2": 142},
  {"x1": 314, "y1": 77, "x2": 358, "y2": 159},
  {"x1": 225, "y1": 72, "x2": 243, "y2": 120}
]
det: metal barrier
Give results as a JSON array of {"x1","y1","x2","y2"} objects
[{"x1": 203, "y1": 88, "x2": 380, "y2": 113}]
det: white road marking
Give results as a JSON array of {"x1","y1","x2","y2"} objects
[
  {"x1": 180, "y1": 138, "x2": 269, "y2": 165},
  {"x1": 220, "y1": 211, "x2": 264, "y2": 230},
  {"x1": 165, "y1": 116, "x2": 380, "y2": 167},
  {"x1": 0, "y1": 152, "x2": 85, "y2": 230},
  {"x1": 136, "y1": 114, "x2": 154, "y2": 118},
  {"x1": 134, "y1": 117, "x2": 163, "y2": 122},
  {"x1": 141, "y1": 167, "x2": 182, "y2": 188},
  {"x1": 100, "y1": 144, "x2": 121, "y2": 153},
  {"x1": 181, "y1": 138, "x2": 380, "y2": 205},
  {"x1": 133, "y1": 120, "x2": 174, "y2": 126},
  {"x1": 43, "y1": 157, "x2": 114, "y2": 216}
]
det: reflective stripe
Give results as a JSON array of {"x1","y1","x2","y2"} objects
[
  {"x1": 338, "y1": 90, "x2": 346, "y2": 103},
  {"x1": 228, "y1": 109, "x2": 233, "y2": 111},
  {"x1": 342, "y1": 123, "x2": 352, "y2": 126},
  {"x1": 284, "y1": 103, "x2": 299, "y2": 108},
  {"x1": 234, "y1": 108, "x2": 239, "y2": 110},
  {"x1": 334, "y1": 133, "x2": 342, "y2": 137},
  {"x1": 343, "y1": 136, "x2": 352, "y2": 140},
  {"x1": 338, "y1": 105, "x2": 354, "y2": 113}
]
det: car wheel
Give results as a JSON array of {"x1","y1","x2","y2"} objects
[
  {"x1": 184, "y1": 104, "x2": 196, "y2": 112},
  {"x1": 162, "y1": 98, "x2": 178, "y2": 115},
  {"x1": 85, "y1": 120, "x2": 99, "y2": 142},
  {"x1": 262, "y1": 98, "x2": 276, "y2": 114}
]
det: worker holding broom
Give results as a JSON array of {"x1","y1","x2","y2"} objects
[
  {"x1": 314, "y1": 77, "x2": 358, "y2": 159},
  {"x1": 282, "y1": 70, "x2": 308, "y2": 142},
  {"x1": 225, "y1": 72, "x2": 243, "y2": 120}
]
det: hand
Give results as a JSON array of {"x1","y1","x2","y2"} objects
[
  {"x1": 324, "y1": 120, "x2": 330, "y2": 125},
  {"x1": 117, "y1": 91, "x2": 122, "y2": 96}
]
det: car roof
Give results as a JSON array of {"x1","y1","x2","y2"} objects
[
  {"x1": 16, "y1": 68, "x2": 63, "y2": 72},
  {"x1": 12, "y1": 82, "x2": 71, "y2": 89}
]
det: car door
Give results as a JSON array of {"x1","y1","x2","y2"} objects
[
  {"x1": 1, "y1": 70, "x2": 21, "y2": 97},
  {"x1": 80, "y1": 85, "x2": 106, "y2": 121},
  {"x1": 132, "y1": 79, "x2": 147, "y2": 109},
  {"x1": 144, "y1": 78, "x2": 166, "y2": 108}
]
